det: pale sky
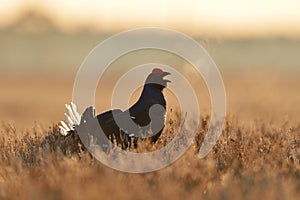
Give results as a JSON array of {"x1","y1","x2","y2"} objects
[{"x1": 1, "y1": 0, "x2": 300, "y2": 37}]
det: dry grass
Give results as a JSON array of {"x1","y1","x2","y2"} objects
[
  {"x1": 0, "y1": 71, "x2": 299, "y2": 200},
  {"x1": 0, "y1": 116, "x2": 299, "y2": 200}
]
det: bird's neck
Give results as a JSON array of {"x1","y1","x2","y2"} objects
[
  {"x1": 142, "y1": 84, "x2": 164, "y2": 96},
  {"x1": 144, "y1": 83, "x2": 165, "y2": 92},
  {"x1": 129, "y1": 84, "x2": 166, "y2": 111}
]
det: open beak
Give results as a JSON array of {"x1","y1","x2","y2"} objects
[{"x1": 162, "y1": 72, "x2": 171, "y2": 83}]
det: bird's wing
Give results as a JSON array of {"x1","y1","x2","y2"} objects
[
  {"x1": 95, "y1": 109, "x2": 124, "y2": 138},
  {"x1": 97, "y1": 109, "x2": 143, "y2": 137},
  {"x1": 97, "y1": 109, "x2": 122, "y2": 124}
]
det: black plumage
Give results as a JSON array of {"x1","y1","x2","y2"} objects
[
  {"x1": 95, "y1": 68, "x2": 171, "y2": 149},
  {"x1": 60, "y1": 68, "x2": 171, "y2": 149}
]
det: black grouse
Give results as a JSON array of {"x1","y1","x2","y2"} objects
[{"x1": 59, "y1": 68, "x2": 171, "y2": 149}]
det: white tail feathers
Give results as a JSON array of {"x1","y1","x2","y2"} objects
[
  {"x1": 58, "y1": 102, "x2": 81, "y2": 136},
  {"x1": 71, "y1": 102, "x2": 81, "y2": 124}
]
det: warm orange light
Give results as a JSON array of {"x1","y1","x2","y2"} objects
[{"x1": 0, "y1": 0, "x2": 300, "y2": 38}]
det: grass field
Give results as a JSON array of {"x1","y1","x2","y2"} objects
[
  {"x1": 0, "y1": 69, "x2": 299, "y2": 199},
  {"x1": 1, "y1": 5, "x2": 300, "y2": 199}
]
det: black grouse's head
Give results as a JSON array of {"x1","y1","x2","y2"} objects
[{"x1": 145, "y1": 68, "x2": 171, "y2": 91}]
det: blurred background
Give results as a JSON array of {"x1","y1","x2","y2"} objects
[{"x1": 0, "y1": 0, "x2": 299, "y2": 130}]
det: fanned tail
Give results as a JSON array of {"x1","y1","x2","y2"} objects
[{"x1": 58, "y1": 102, "x2": 81, "y2": 136}]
